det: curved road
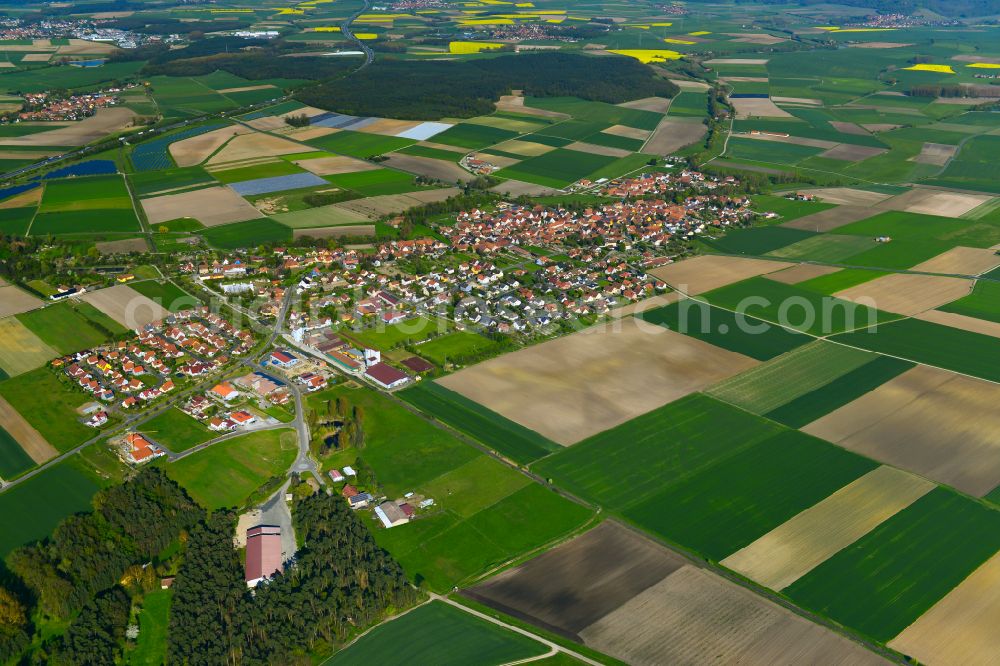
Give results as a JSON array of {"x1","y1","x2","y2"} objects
[{"x1": 342, "y1": 0, "x2": 375, "y2": 67}]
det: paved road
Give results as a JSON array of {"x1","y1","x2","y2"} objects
[{"x1": 342, "y1": 0, "x2": 375, "y2": 67}]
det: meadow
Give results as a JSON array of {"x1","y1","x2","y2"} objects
[
  {"x1": 323, "y1": 601, "x2": 547, "y2": 666},
  {"x1": 164, "y1": 429, "x2": 297, "y2": 510},
  {"x1": 399, "y1": 382, "x2": 560, "y2": 464},
  {"x1": 129, "y1": 280, "x2": 201, "y2": 312},
  {"x1": 785, "y1": 487, "x2": 1000, "y2": 643},
  {"x1": 348, "y1": 315, "x2": 446, "y2": 349},
  {"x1": 0, "y1": 462, "x2": 99, "y2": 555},
  {"x1": 412, "y1": 330, "x2": 504, "y2": 365},
  {"x1": 0, "y1": 424, "x2": 35, "y2": 478},
  {"x1": 130, "y1": 589, "x2": 172, "y2": 666},
  {"x1": 141, "y1": 408, "x2": 214, "y2": 453},
  {"x1": 199, "y1": 218, "x2": 291, "y2": 249},
  {"x1": 0, "y1": 368, "x2": 95, "y2": 451},
  {"x1": 17, "y1": 300, "x2": 125, "y2": 355}
]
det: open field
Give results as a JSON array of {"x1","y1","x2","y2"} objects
[
  {"x1": 164, "y1": 429, "x2": 297, "y2": 510},
  {"x1": 399, "y1": 381, "x2": 560, "y2": 465},
  {"x1": 580, "y1": 565, "x2": 884, "y2": 666},
  {"x1": 0, "y1": 316, "x2": 58, "y2": 376},
  {"x1": 293, "y1": 155, "x2": 378, "y2": 176},
  {"x1": 140, "y1": 408, "x2": 213, "y2": 454},
  {"x1": 915, "y1": 309, "x2": 1000, "y2": 339},
  {"x1": 798, "y1": 188, "x2": 893, "y2": 206},
  {"x1": 0, "y1": 107, "x2": 134, "y2": 147},
  {"x1": 0, "y1": 393, "x2": 56, "y2": 464},
  {"x1": 890, "y1": 550, "x2": 1000, "y2": 666},
  {"x1": 438, "y1": 317, "x2": 758, "y2": 446},
  {"x1": 465, "y1": 521, "x2": 686, "y2": 640},
  {"x1": 143, "y1": 185, "x2": 263, "y2": 228},
  {"x1": 804, "y1": 365, "x2": 1000, "y2": 496},
  {"x1": 0, "y1": 424, "x2": 35, "y2": 479},
  {"x1": 766, "y1": 234, "x2": 875, "y2": 263},
  {"x1": 80, "y1": 284, "x2": 170, "y2": 329},
  {"x1": 834, "y1": 273, "x2": 972, "y2": 316},
  {"x1": 199, "y1": 218, "x2": 291, "y2": 249},
  {"x1": 912, "y1": 247, "x2": 1000, "y2": 276},
  {"x1": 642, "y1": 116, "x2": 706, "y2": 154},
  {"x1": 207, "y1": 132, "x2": 305, "y2": 164},
  {"x1": 130, "y1": 589, "x2": 172, "y2": 666},
  {"x1": 129, "y1": 280, "x2": 200, "y2": 312},
  {"x1": 0, "y1": 283, "x2": 43, "y2": 317},
  {"x1": 730, "y1": 97, "x2": 792, "y2": 118},
  {"x1": 327, "y1": 188, "x2": 462, "y2": 220},
  {"x1": 781, "y1": 205, "x2": 877, "y2": 232},
  {"x1": 324, "y1": 601, "x2": 547, "y2": 666},
  {"x1": 879, "y1": 188, "x2": 993, "y2": 219},
  {"x1": 413, "y1": 330, "x2": 506, "y2": 366},
  {"x1": 0, "y1": 367, "x2": 96, "y2": 452},
  {"x1": 169, "y1": 125, "x2": 249, "y2": 167},
  {"x1": 648, "y1": 255, "x2": 792, "y2": 295},
  {"x1": 786, "y1": 487, "x2": 1000, "y2": 643},
  {"x1": 766, "y1": 264, "x2": 841, "y2": 284},
  {"x1": 938, "y1": 279, "x2": 1000, "y2": 324},
  {"x1": 17, "y1": 300, "x2": 124, "y2": 354},
  {"x1": 722, "y1": 466, "x2": 934, "y2": 590}
]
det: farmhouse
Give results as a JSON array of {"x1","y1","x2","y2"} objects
[
  {"x1": 364, "y1": 362, "x2": 410, "y2": 390},
  {"x1": 245, "y1": 525, "x2": 283, "y2": 587},
  {"x1": 375, "y1": 501, "x2": 414, "y2": 529}
]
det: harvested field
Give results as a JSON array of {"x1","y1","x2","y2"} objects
[
  {"x1": 804, "y1": 365, "x2": 1000, "y2": 496},
  {"x1": 616, "y1": 97, "x2": 671, "y2": 113},
  {"x1": 722, "y1": 466, "x2": 934, "y2": 590},
  {"x1": 771, "y1": 96, "x2": 823, "y2": 106},
  {"x1": 706, "y1": 58, "x2": 770, "y2": 65},
  {"x1": 820, "y1": 144, "x2": 888, "y2": 161},
  {"x1": 292, "y1": 225, "x2": 374, "y2": 239},
  {"x1": 496, "y1": 95, "x2": 570, "y2": 119},
  {"x1": 649, "y1": 255, "x2": 793, "y2": 295},
  {"x1": 0, "y1": 284, "x2": 43, "y2": 317},
  {"x1": 797, "y1": 187, "x2": 893, "y2": 206},
  {"x1": 438, "y1": 317, "x2": 758, "y2": 445},
  {"x1": 0, "y1": 107, "x2": 134, "y2": 147},
  {"x1": 564, "y1": 141, "x2": 632, "y2": 158},
  {"x1": 382, "y1": 154, "x2": 472, "y2": 182},
  {"x1": 850, "y1": 41, "x2": 912, "y2": 48},
  {"x1": 480, "y1": 153, "x2": 520, "y2": 168},
  {"x1": 914, "y1": 309, "x2": 1000, "y2": 339},
  {"x1": 206, "y1": 133, "x2": 306, "y2": 165},
  {"x1": 246, "y1": 116, "x2": 287, "y2": 132},
  {"x1": 271, "y1": 205, "x2": 370, "y2": 229},
  {"x1": 781, "y1": 205, "x2": 878, "y2": 232},
  {"x1": 0, "y1": 317, "x2": 58, "y2": 376},
  {"x1": 602, "y1": 124, "x2": 652, "y2": 140},
  {"x1": 293, "y1": 155, "x2": 378, "y2": 176},
  {"x1": 913, "y1": 142, "x2": 957, "y2": 166},
  {"x1": 329, "y1": 187, "x2": 462, "y2": 219},
  {"x1": 830, "y1": 121, "x2": 871, "y2": 135},
  {"x1": 730, "y1": 97, "x2": 793, "y2": 119},
  {"x1": 492, "y1": 139, "x2": 556, "y2": 157},
  {"x1": 890, "y1": 550, "x2": 1000, "y2": 666},
  {"x1": 0, "y1": 394, "x2": 57, "y2": 464},
  {"x1": 465, "y1": 521, "x2": 686, "y2": 639},
  {"x1": 835, "y1": 273, "x2": 972, "y2": 316},
  {"x1": 642, "y1": 117, "x2": 707, "y2": 154},
  {"x1": 863, "y1": 123, "x2": 901, "y2": 132},
  {"x1": 490, "y1": 179, "x2": 561, "y2": 197},
  {"x1": 216, "y1": 84, "x2": 275, "y2": 94},
  {"x1": 0, "y1": 149, "x2": 56, "y2": 159},
  {"x1": 725, "y1": 33, "x2": 787, "y2": 45},
  {"x1": 0, "y1": 187, "x2": 41, "y2": 210},
  {"x1": 57, "y1": 39, "x2": 117, "y2": 55},
  {"x1": 356, "y1": 118, "x2": 421, "y2": 136},
  {"x1": 169, "y1": 125, "x2": 250, "y2": 167},
  {"x1": 767, "y1": 264, "x2": 841, "y2": 284},
  {"x1": 20, "y1": 53, "x2": 51, "y2": 62},
  {"x1": 911, "y1": 246, "x2": 1000, "y2": 275},
  {"x1": 580, "y1": 565, "x2": 885, "y2": 666},
  {"x1": 80, "y1": 284, "x2": 170, "y2": 329},
  {"x1": 744, "y1": 132, "x2": 837, "y2": 149},
  {"x1": 878, "y1": 188, "x2": 992, "y2": 218},
  {"x1": 669, "y1": 79, "x2": 711, "y2": 91},
  {"x1": 95, "y1": 238, "x2": 148, "y2": 254},
  {"x1": 142, "y1": 186, "x2": 262, "y2": 228},
  {"x1": 283, "y1": 125, "x2": 337, "y2": 141}
]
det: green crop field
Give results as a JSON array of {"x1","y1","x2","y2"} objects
[
  {"x1": 164, "y1": 429, "x2": 297, "y2": 510},
  {"x1": 525, "y1": 96, "x2": 663, "y2": 130},
  {"x1": 751, "y1": 194, "x2": 836, "y2": 223},
  {"x1": 939, "y1": 279, "x2": 1000, "y2": 324},
  {"x1": 786, "y1": 487, "x2": 1000, "y2": 643},
  {"x1": 130, "y1": 280, "x2": 201, "y2": 312},
  {"x1": 764, "y1": 355, "x2": 915, "y2": 428},
  {"x1": 0, "y1": 207, "x2": 36, "y2": 236},
  {"x1": 17, "y1": 300, "x2": 124, "y2": 355},
  {"x1": 496, "y1": 149, "x2": 618, "y2": 188},
  {"x1": 399, "y1": 382, "x2": 560, "y2": 464},
  {"x1": 212, "y1": 159, "x2": 305, "y2": 184},
  {"x1": 307, "y1": 130, "x2": 415, "y2": 158},
  {"x1": 533, "y1": 394, "x2": 784, "y2": 510},
  {"x1": 199, "y1": 218, "x2": 291, "y2": 249},
  {"x1": 413, "y1": 330, "x2": 505, "y2": 366},
  {"x1": 638, "y1": 300, "x2": 811, "y2": 360},
  {"x1": 833, "y1": 318, "x2": 1000, "y2": 383},
  {"x1": 0, "y1": 462, "x2": 99, "y2": 555},
  {"x1": 130, "y1": 167, "x2": 215, "y2": 196},
  {"x1": 0, "y1": 424, "x2": 34, "y2": 479},
  {"x1": 140, "y1": 408, "x2": 214, "y2": 453},
  {"x1": 431, "y1": 123, "x2": 519, "y2": 149},
  {"x1": 766, "y1": 234, "x2": 877, "y2": 263},
  {"x1": 725, "y1": 138, "x2": 824, "y2": 165},
  {"x1": 795, "y1": 268, "x2": 888, "y2": 295},
  {"x1": 0, "y1": 368, "x2": 96, "y2": 452},
  {"x1": 397, "y1": 144, "x2": 464, "y2": 162},
  {"x1": 130, "y1": 590, "x2": 172, "y2": 666},
  {"x1": 323, "y1": 601, "x2": 547, "y2": 666},
  {"x1": 706, "y1": 341, "x2": 875, "y2": 414},
  {"x1": 39, "y1": 175, "x2": 130, "y2": 212},
  {"x1": 30, "y1": 208, "x2": 141, "y2": 235},
  {"x1": 625, "y1": 429, "x2": 877, "y2": 560},
  {"x1": 326, "y1": 168, "x2": 420, "y2": 196},
  {"x1": 703, "y1": 277, "x2": 898, "y2": 336},
  {"x1": 702, "y1": 226, "x2": 815, "y2": 255}
]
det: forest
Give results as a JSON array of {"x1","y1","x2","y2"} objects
[{"x1": 296, "y1": 52, "x2": 680, "y2": 119}]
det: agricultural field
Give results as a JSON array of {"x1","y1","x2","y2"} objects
[
  {"x1": 0, "y1": 367, "x2": 96, "y2": 452},
  {"x1": 939, "y1": 279, "x2": 1000, "y2": 324},
  {"x1": 16, "y1": 300, "x2": 125, "y2": 355},
  {"x1": 0, "y1": 316, "x2": 58, "y2": 377},
  {"x1": 198, "y1": 218, "x2": 291, "y2": 249},
  {"x1": 496, "y1": 149, "x2": 619, "y2": 188},
  {"x1": 0, "y1": 424, "x2": 35, "y2": 479},
  {"x1": 129, "y1": 280, "x2": 201, "y2": 312}
]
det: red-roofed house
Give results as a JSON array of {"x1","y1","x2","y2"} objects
[{"x1": 211, "y1": 382, "x2": 239, "y2": 401}]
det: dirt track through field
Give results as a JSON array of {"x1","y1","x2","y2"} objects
[
  {"x1": 0, "y1": 394, "x2": 57, "y2": 464},
  {"x1": 835, "y1": 273, "x2": 972, "y2": 316},
  {"x1": 438, "y1": 316, "x2": 758, "y2": 445},
  {"x1": 0, "y1": 284, "x2": 43, "y2": 317},
  {"x1": 80, "y1": 285, "x2": 170, "y2": 329},
  {"x1": 804, "y1": 365, "x2": 1000, "y2": 496},
  {"x1": 0, "y1": 317, "x2": 58, "y2": 376},
  {"x1": 580, "y1": 565, "x2": 886, "y2": 665},
  {"x1": 649, "y1": 255, "x2": 793, "y2": 295},
  {"x1": 890, "y1": 550, "x2": 1000, "y2": 665},
  {"x1": 722, "y1": 466, "x2": 934, "y2": 590}
]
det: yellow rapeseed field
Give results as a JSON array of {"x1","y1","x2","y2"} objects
[
  {"x1": 449, "y1": 41, "x2": 504, "y2": 53},
  {"x1": 608, "y1": 49, "x2": 683, "y2": 64},
  {"x1": 904, "y1": 63, "x2": 955, "y2": 74}
]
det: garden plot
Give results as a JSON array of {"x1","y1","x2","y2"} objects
[
  {"x1": 0, "y1": 317, "x2": 58, "y2": 376},
  {"x1": 642, "y1": 117, "x2": 706, "y2": 154},
  {"x1": 0, "y1": 395, "x2": 57, "y2": 464},
  {"x1": 877, "y1": 189, "x2": 994, "y2": 218},
  {"x1": 767, "y1": 264, "x2": 841, "y2": 284},
  {"x1": 0, "y1": 282, "x2": 43, "y2": 317},
  {"x1": 819, "y1": 144, "x2": 887, "y2": 161},
  {"x1": 913, "y1": 142, "x2": 958, "y2": 166},
  {"x1": 890, "y1": 551, "x2": 1000, "y2": 666},
  {"x1": 722, "y1": 466, "x2": 934, "y2": 590},
  {"x1": 438, "y1": 317, "x2": 758, "y2": 445},
  {"x1": 292, "y1": 155, "x2": 378, "y2": 176},
  {"x1": 915, "y1": 309, "x2": 1000, "y2": 339},
  {"x1": 649, "y1": 255, "x2": 793, "y2": 295},
  {"x1": 804, "y1": 365, "x2": 1000, "y2": 497},
  {"x1": 168, "y1": 125, "x2": 250, "y2": 167},
  {"x1": 580, "y1": 565, "x2": 884, "y2": 666},
  {"x1": 142, "y1": 186, "x2": 263, "y2": 228},
  {"x1": 781, "y1": 205, "x2": 881, "y2": 232},
  {"x1": 206, "y1": 133, "x2": 306, "y2": 165},
  {"x1": 835, "y1": 273, "x2": 972, "y2": 316},
  {"x1": 79, "y1": 285, "x2": 170, "y2": 329}
]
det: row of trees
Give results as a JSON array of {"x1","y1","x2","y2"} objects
[{"x1": 168, "y1": 491, "x2": 416, "y2": 663}]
